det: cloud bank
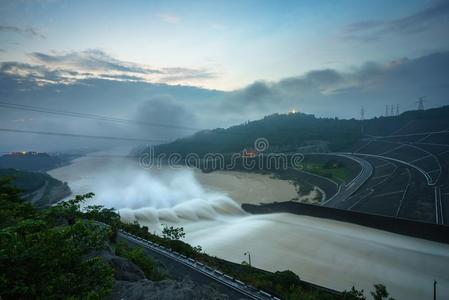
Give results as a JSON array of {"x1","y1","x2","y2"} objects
[
  {"x1": 0, "y1": 50, "x2": 448, "y2": 151},
  {"x1": 0, "y1": 49, "x2": 216, "y2": 86}
]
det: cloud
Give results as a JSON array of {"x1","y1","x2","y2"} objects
[
  {"x1": 0, "y1": 25, "x2": 45, "y2": 38},
  {"x1": 134, "y1": 95, "x2": 197, "y2": 140},
  {"x1": 29, "y1": 50, "x2": 162, "y2": 75},
  {"x1": 1, "y1": 50, "x2": 448, "y2": 138},
  {"x1": 343, "y1": 0, "x2": 449, "y2": 42},
  {"x1": 160, "y1": 67, "x2": 216, "y2": 82},
  {"x1": 0, "y1": 49, "x2": 216, "y2": 86},
  {"x1": 221, "y1": 51, "x2": 449, "y2": 119}
]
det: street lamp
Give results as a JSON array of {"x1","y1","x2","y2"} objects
[{"x1": 244, "y1": 251, "x2": 251, "y2": 267}]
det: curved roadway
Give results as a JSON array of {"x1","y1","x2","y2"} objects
[{"x1": 318, "y1": 153, "x2": 374, "y2": 208}]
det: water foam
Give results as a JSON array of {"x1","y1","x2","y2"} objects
[{"x1": 72, "y1": 161, "x2": 244, "y2": 226}]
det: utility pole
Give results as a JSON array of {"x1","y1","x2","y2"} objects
[
  {"x1": 244, "y1": 251, "x2": 252, "y2": 268},
  {"x1": 434, "y1": 280, "x2": 437, "y2": 300}
]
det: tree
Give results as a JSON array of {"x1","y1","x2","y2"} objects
[
  {"x1": 0, "y1": 180, "x2": 114, "y2": 299},
  {"x1": 162, "y1": 224, "x2": 185, "y2": 240},
  {"x1": 371, "y1": 284, "x2": 395, "y2": 300},
  {"x1": 342, "y1": 286, "x2": 366, "y2": 300}
]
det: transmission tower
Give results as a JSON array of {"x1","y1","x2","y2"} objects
[
  {"x1": 360, "y1": 107, "x2": 365, "y2": 135},
  {"x1": 390, "y1": 105, "x2": 394, "y2": 116},
  {"x1": 417, "y1": 96, "x2": 426, "y2": 110},
  {"x1": 385, "y1": 105, "x2": 389, "y2": 117},
  {"x1": 396, "y1": 104, "x2": 399, "y2": 116}
]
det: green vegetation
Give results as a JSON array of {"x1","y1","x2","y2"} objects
[
  {"x1": 151, "y1": 105, "x2": 449, "y2": 160},
  {"x1": 0, "y1": 179, "x2": 114, "y2": 299},
  {"x1": 371, "y1": 284, "x2": 395, "y2": 300},
  {"x1": 0, "y1": 168, "x2": 70, "y2": 208},
  {"x1": 299, "y1": 161, "x2": 350, "y2": 182},
  {"x1": 115, "y1": 242, "x2": 167, "y2": 281},
  {"x1": 162, "y1": 224, "x2": 186, "y2": 240},
  {"x1": 155, "y1": 112, "x2": 362, "y2": 156}
]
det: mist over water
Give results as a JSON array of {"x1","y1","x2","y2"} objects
[
  {"x1": 49, "y1": 152, "x2": 244, "y2": 229},
  {"x1": 49, "y1": 151, "x2": 449, "y2": 300}
]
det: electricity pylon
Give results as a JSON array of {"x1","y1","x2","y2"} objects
[{"x1": 417, "y1": 97, "x2": 426, "y2": 110}]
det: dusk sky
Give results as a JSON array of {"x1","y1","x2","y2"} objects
[
  {"x1": 1, "y1": 0, "x2": 449, "y2": 151},
  {"x1": 1, "y1": 0, "x2": 448, "y2": 90}
]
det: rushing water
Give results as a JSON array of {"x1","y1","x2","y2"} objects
[{"x1": 49, "y1": 152, "x2": 449, "y2": 300}]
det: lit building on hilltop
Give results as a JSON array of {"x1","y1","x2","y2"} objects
[{"x1": 9, "y1": 151, "x2": 39, "y2": 156}]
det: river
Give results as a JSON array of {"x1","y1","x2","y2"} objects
[{"x1": 49, "y1": 153, "x2": 449, "y2": 300}]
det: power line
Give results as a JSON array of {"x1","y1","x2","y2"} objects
[
  {"x1": 0, "y1": 127, "x2": 251, "y2": 147},
  {"x1": 0, "y1": 100, "x2": 250, "y2": 137},
  {"x1": 0, "y1": 101, "x2": 201, "y2": 131},
  {"x1": 0, "y1": 127, "x2": 168, "y2": 143}
]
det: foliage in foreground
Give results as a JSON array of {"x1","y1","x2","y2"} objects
[{"x1": 0, "y1": 178, "x2": 114, "y2": 300}]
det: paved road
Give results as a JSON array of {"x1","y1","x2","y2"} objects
[
  {"x1": 118, "y1": 230, "x2": 279, "y2": 300},
  {"x1": 320, "y1": 153, "x2": 373, "y2": 208}
]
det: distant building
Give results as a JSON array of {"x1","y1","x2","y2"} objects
[
  {"x1": 242, "y1": 148, "x2": 258, "y2": 158},
  {"x1": 9, "y1": 151, "x2": 39, "y2": 156}
]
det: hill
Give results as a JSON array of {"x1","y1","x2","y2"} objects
[
  {"x1": 0, "y1": 168, "x2": 71, "y2": 208},
  {"x1": 154, "y1": 112, "x2": 362, "y2": 156},
  {"x1": 151, "y1": 105, "x2": 449, "y2": 157},
  {"x1": 0, "y1": 152, "x2": 64, "y2": 171}
]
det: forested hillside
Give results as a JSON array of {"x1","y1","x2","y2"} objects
[{"x1": 152, "y1": 106, "x2": 449, "y2": 157}]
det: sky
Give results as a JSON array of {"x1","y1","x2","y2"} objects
[
  {"x1": 1, "y1": 0, "x2": 448, "y2": 90},
  {"x1": 0, "y1": 0, "x2": 449, "y2": 151}
]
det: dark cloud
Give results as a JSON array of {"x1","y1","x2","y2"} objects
[
  {"x1": 343, "y1": 0, "x2": 449, "y2": 42},
  {"x1": 29, "y1": 50, "x2": 162, "y2": 75},
  {"x1": 0, "y1": 61, "x2": 78, "y2": 84},
  {"x1": 222, "y1": 51, "x2": 449, "y2": 119},
  {"x1": 0, "y1": 49, "x2": 217, "y2": 86},
  {"x1": 134, "y1": 95, "x2": 198, "y2": 140},
  {"x1": 242, "y1": 81, "x2": 273, "y2": 102},
  {"x1": 0, "y1": 25, "x2": 45, "y2": 38}
]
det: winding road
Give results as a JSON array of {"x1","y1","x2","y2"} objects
[{"x1": 318, "y1": 153, "x2": 374, "y2": 208}]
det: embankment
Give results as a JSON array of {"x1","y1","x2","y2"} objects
[{"x1": 242, "y1": 201, "x2": 449, "y2": 244}]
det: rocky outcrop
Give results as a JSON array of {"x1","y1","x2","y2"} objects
[
  {"x1": 95, "y1": 249, "x2": 230, "y2": 300},
  {"x1": 111, "y1": 277, "x2": 230, "y2": 300},
  {"x1": 98, "y1": 250, "x2": 146, "y2": 282}
]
